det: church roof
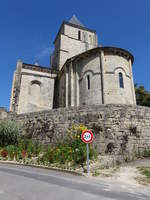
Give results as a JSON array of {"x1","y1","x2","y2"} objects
[
  {"x1": 65, "y1": 46, "x2": 134, "y2": 65},
  {"x1": 69, "y1": 15, "x2": 85, "y2": 27},
  {"x1": 53, "y1": 16, "x2": 96, "y2": 44}
]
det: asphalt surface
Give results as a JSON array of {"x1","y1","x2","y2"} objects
[{"x1": 0, "y1": 163, "x2": 150, "y2": 200}]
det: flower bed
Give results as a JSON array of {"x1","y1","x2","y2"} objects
[{"x1": 0, "y1": 124, "x2": 97, "y2": 171}]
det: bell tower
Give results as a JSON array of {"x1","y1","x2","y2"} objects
[{"x1": 51, "y1": 15, "x2": 98, "y2": 70}]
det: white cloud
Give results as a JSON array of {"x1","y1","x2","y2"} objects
[{"x1": 35, "y1": 46, "x2": 54, "y2": 59}]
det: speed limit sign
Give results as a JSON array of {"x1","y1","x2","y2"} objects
[
  {"x1": 81, "y1": 130, "x2": 94, "y2": 144},
  {"x1": 81, "y1": 130, "x2": 94, "y2": 176}
]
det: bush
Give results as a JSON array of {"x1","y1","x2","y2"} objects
[
  {"x1": 0, "y1": 120, "x2": 21, "y2": 147},
  {"x1": 38, "y1": 124, "x2": 97, "y2": 167},
  {"x1": 66, "y1": 124, "x2": 97, "y2": 166},
  {"x1": 18, "y1": 139, "x2": 44, "y2": 157},
  {"x1": 1, "y1": 149, "x2": 8, "y2": 158},
  {"x1": 6, "y1": 145, "x2": 16, "y2": 160},
  {"x1": 0, "y1": 123, "x2": 97, "y2": 169}
]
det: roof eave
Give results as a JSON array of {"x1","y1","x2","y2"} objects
[{"x1": 64, "y1": 46, "x2": 134, "y2": 65}]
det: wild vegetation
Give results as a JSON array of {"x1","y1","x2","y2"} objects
[
  {"x1": 0, "y1": 121, "x2": 97, "y2": 170},
  {"x1": 136, "y1": 167, "x2": 150, "y2": 185},
  {"x1": 135, "y1": 84, "x2": 150, "y2": 107},
  {"x1": 0, "y1": 85, "x2": 150, "y2": 172},
  {"x1": 0, "y1": 119, "x2": 21, "y2": 147}
]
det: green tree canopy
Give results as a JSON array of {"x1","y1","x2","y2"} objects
[{"x1": 135, "y1": 84, "x2": 150, "y2": 107}]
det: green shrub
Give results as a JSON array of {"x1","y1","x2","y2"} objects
[
  {"x1": 39, "y1": 124, "x2": 97, "y2": 167},
  {"x1": 6, "y1": 145, "x2": 16, "y2": 160},
  {"x1": 0, "y1": 123, "x2": 97, "y2": 169},
  {"x1": 39, "y1": 147, "x2": 54, "y2": 165},
  {"x1": 138, "y1": 167, "x2": 150, "y2": 178},
  {"x1": 65, "y1": 124, "x2": 97, "y2": 166},
  {"x1": 18, "y1": 139, "x2": 45, "y2": 157},
  {"x1": 0, "y1": 120, "x2": 21, "y2": 147}
]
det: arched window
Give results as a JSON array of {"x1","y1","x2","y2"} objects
[
  {"x1": 29, "y1": 80, "x2": 42, "y2": 106},
  {"x1": 119, "y1": 72, "x2": 124, "y2": 88},
  {"x1": 87, "y1": 75, "x2": 90, "y2": 90},
  {"x1": 31, "y1": 80, "x2": 41, "y2": 86}
]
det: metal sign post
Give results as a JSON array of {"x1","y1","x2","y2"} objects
[
  {"x1": 81, "y1": 130, "x2": 94, "y2": 176},
  {"x1": 86, "y1": 143, "x2": 90, "y2": 176}
]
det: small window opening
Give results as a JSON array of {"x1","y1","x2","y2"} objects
[
  {"x1": 119, "y1": 72, "x2": 124, "y2": 88},
  {"x1": 87, "y1": 75, "x2": 90, "y2": 90},
  {"x1": 89, "y1": 35, "x2": 92, "y2": 44},
  {"x1": 78, "y1": 30, "x2": 81, "y2": 40}
]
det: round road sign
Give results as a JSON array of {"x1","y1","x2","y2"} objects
[{"x1": 81, "y1": 130, "x2": 94, "y2": 144}]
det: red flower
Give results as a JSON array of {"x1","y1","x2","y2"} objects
[
  {"x1": 1, "y1": 150, "x2": 8, "y2": 158},
  {"x1": 21, "y1": 150, "x2": 27, "y2": 158}
]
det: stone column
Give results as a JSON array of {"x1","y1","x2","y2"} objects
[
  {"x1": 65, "y1": 66, "x2": 69, "y2": 107},
  {"x1": 129, "y1": 59, "x2": 136, "y2": 105},
  {"x1": 0, "y1": 108, "x2": 7, "y2": 119},
  {"x1": 75, "y1": 63, "x2": 79, "y2": 106},
  {"x1": 9, "y1": 60, "x2": 23, "y2": 113},
  {"x1": 100, "y1": 50, "x2": 105, "y2": 104},
  {"x1": 70, "y1": 62, "x2": 75, "y2": 106}
]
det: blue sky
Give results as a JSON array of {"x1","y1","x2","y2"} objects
[{"x1": 0, "y1": 0, "x2": 150, "y2": 109}]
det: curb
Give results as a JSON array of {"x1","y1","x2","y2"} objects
[{"x1": 0, "y1": 160, "x2": 84, "y2": 176}]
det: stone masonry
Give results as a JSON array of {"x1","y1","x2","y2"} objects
[
  {"x1": 10, "y1": 16, "x2": 136, "y2": 114},
  {"x1": 1, "y1": 104, "x2": 150, "y2": 167},
  {"x1": 2, "y1": 16, "x2": 144, "y2": 167}
]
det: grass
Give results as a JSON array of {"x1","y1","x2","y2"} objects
[
  {"x1": 136, "y1": 167, "x2": 150, "y2": 185},
  {"x1": 138, "y1": 167, "x2": 150, "y2": 178},
  {"x1": 92, "y1": 170, "x2": 101, "y2": 177},
  {"x1": 91, "y1": 165, "x2": 120, "y2": 177}
]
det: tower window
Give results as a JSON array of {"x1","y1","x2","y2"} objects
[
  {"x1": 119, "y1": 72, "x2": 124, "y2": 88},
  {"x1": 78, "y1": 30, "x2": 81, "y2": 40},
  {"x1": 89, "y1": 35, "x2": 92, "y2": 44},
  {"x1": 87, "y1": 75, "x2": 90, "y2": 90}
]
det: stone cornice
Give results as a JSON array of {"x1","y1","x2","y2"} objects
[
  {"x1": 66, "y1": 46, "x2": 134, "y2": 64},
  {"x1": 22, "y1": 63, "x2": 59, "y2": 74}
]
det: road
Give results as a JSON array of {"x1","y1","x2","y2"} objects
[{"x1": 0, "y1": 163, "x2": 150, "y2": 200}]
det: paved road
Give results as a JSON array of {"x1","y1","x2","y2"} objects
[{"x1": 0, "y1": 164, "x2": 150, "y2": 200}]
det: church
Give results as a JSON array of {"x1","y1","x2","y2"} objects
[{"x1": 10, "y1": 16, "x2": 136, "y2": 114}]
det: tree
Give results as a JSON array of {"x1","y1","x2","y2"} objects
[{"x1": 135, "y1": 84, "x2": 150, "y2": 107}]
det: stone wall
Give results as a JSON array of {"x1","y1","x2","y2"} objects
[
  {"x1": 10, "y1": 61, "x2": 58, "y2": 114},
  {"x1": 17, "y1": 67, "x2": 56, "y2": 114},
  {"x1": 9, "y1": 61, "x2": 22, "y2": 113},
  {"x1": 58, "y1": 47, "x2": 136, "y2": 110},
  {"x1": 103, "y1": 53, "x2": 136, "y2": 105},
  {"x1": 0, "y1": 108, "x2": 7, "y2": 119},
  {"x1": 51, "y1": 22, "x2": 98, "y2": 70},
  {"x1": 77, "y1": 53, "x2": 102, "y2": 106},
  {"x1": 2, "y1": 105, "x2": 150, "y2": 167}
]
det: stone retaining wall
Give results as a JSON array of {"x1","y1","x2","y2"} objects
[
  {"x1": 0, "y1": 107, "x2": 8, "y2": 119},
  {"x1": 1, "y1": 105, "x2": 150, "y2": 167}
]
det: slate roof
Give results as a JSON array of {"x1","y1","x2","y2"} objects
[
  {"x1": 69, "y1": 15, "x2": 85, "y2": 27},
  {"x1": 53, "y1": 16, "x2": 96, "y2": 44}
]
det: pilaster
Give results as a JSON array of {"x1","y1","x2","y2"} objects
[
  {"x1": 9, "y1": 60, "x2": 23, "y2": 113},
  {"x1": 65, "y1": 66, "x2": 69, "y2": 107},
  {"x1": 100, "y1": 50, "x2": 105, "y2": 104},
  {"x1": 129, "y1": 59, "x2": 136, "y2": 105},
  {"x1": 70, "y1": 62, "x2": 75, "y2": 106}
]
